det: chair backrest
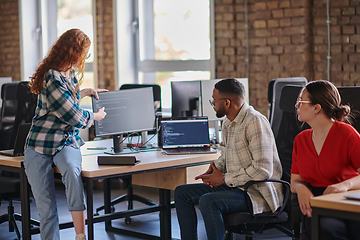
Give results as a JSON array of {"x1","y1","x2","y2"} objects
[
  {"x1": 0, "y1": 82, "x2": 19, "y2": 150},
  {"x1": 9, "y1": 82, "x2": 37, "y2": 148},
  {"x1": 120, "y1": 84, "x2": 162, "y2": 114},
  {"x1": 276, "y1": 85, "x2": 310, "y2": 182},
  {"x1": 337, "y1": 86, "x2": 360, "y2": 134},
  {"x1": 268, "y1": 77, "x2": 307, "y2": 139}
]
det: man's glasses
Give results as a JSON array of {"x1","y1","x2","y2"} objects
[{"x1": 209, "y1": 98, "x2": 228, "y2": 107}]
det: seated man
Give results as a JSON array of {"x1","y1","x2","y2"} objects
[{"x1": 174, "y1": 78, "x2": 283, "y2": 240}]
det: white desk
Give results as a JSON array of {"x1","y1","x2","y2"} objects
[
  {"x1": 0, "y1": 139, "x2": 219, "y2": 240},
  {"x1": 311, "y1": 190, "x2": 360, "y2": 240}
]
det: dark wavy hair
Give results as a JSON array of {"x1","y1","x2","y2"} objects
[
  {"x1": 305, "y1": 80, "x2": 351, "y2": 123},
  {"x1": 29, "y1": 29, "x2": 91, "y2": 96}
]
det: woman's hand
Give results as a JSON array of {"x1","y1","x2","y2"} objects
[
  {"x1": 80, "y1": 88, "x2": 108, "y2": 99},
  {"x1": 94, "y1": 107, "x2": 107, "y2": 121},
  {"x1": 297, "y1": 185, "x2": 314, "y2": 217},
  {"x1": 323, "y1": 182, "x2": 350, "y2": 195}
]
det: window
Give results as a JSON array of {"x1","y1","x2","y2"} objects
[
  {"x1": 116, "y1": 0, "x2": 215, "y2": 110},
  {"x1": 57, "y1": 0, "x2": 96, "y2": 106}
]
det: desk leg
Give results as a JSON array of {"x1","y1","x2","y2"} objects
[
  {"x1": 104, "y1": 178, "x2": 112, "y2": 230},
  {"x1": 20, "y1": 163, "x2": 31, "y2": 240},
  {"x1": 85, "y1": 178, "x2": 94, "y2": 240},
  {"x1": 159, "y1": 189, "x2": 171, "y2": 240},
  {"x1": 312, "y1": 208, "x2": 319, "y2": 240}
]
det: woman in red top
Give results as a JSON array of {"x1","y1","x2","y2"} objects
[{"x1": 291, "y1": 80, "x2": 360, "y2": 240}]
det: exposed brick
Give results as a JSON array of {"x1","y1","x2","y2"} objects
[
  {"x1": 350, "y1": 16, "x2": 360, "y2": 24},
  {"x1": 254, "y1": 2, "x2": 267, "y2": 10},
  {"x1": 285, "y1": 45, "x2": 307, "y2": 53},
  {"x1": 253, "y1": 20, "x2": 267, "y2": 29},
  {"x1": 284, "y1": 8, "x2": 309, "y2": 17},
  {"x1": 267, "y1": 37, "x2": 279, "y2": 45},
  {"x1": 330, "y1": 8, "x2": 341, "y2": 16},
  {"x1": 249, "y1": 37, "x2": 267, "y2": 46},
  {"x1": 292, "y1": 35, "x2": 306, "y2": 44},
  {"x1": 342, "y1": 25, "x2": 355, "y2": 34},
  {"x1": 279, "y1": 18, "x2": 291, "y2": 27},
  {"x1": 267, "y1": 1, "x2": 279, "y2": 9},
  {"x1": 291, "y1": 17, "x2": 307, "y2": 26},
  {"x1": 283, "y1": 26, "x2": 306, "y2": 35},
  {"x1": 273, "y1": 45, "x2": 284, "y2": 54},
  {"x1": 255, "y1": 10, "x2": 272, "y2": 20},
  {"x1": 271, "y1": 28, "x2": 283, "y2": 36},
  {"x1": 291, "y1": 0, "x2": 309, "y2": 7},
  {"x1": 280, "y1": 1, "x2": 291, "y2": 8},
  {"x1": 279, "y1": 36, "x2": 291, "y2": 44},
  {"x1": 343, "y1": 63, "x2": 355, "y2": 71},
  {"x1": 255, "y1": 29, "x2": 272, "y2": 37},
  {"x1": 349, "y1": 54, "x2": 360, "y2": 63},
  {"x1": 223, "y1": 13, "x2": 234, "y2": 21},
  {"x1": 267, "y1": 19, "x2": 279, "y2": 28},
  {"x1": 342, "y1": 7, "x2": 356, "y2": 15},
  {"x1": 267, "y1": 55, "x2": 279, "y2": 64},
  {"x1": 343, "y1": 44, "x2": 355, "y2": 52},
  {"x1": 252, "y1": 46, "x2": 272, "y2": 55},
  {"x1": 272, "y1": 9, "x2": 284, "y2": 18}
]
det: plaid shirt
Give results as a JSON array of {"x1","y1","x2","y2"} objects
[
  {"x1": 214, "y1": 102, "x2": 283, "y2": 214},
  {"x1": 25, "y1": 69, "x2": 94, "y2": 156}
]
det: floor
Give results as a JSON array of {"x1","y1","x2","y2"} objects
[{"x1": 0, "y1": 181, "x2": 292, "y2": 240}]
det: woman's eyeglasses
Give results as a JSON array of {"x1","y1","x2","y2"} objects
[
  {"x1": 86, "y1": 53, "x2": 91, "y2": 59},
  {"x1": 295, "y1": 98, "x2": 312, "y2": 105}
]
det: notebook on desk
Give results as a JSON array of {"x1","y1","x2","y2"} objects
[
  {"x1": 0, "y1": 123, "x2": 31, "y2": 157},
  {"x1": 160, "y1": 117, "x2": 217, "y2": 155}
]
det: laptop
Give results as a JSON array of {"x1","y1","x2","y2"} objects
[
  {"x1": 344, "y1": 191, "x2": 360, "y2": 201},
  {"x1": 0, "y1": 123, "x2": 31, "y2": 157},
  {"x1": 160, "y1": 117, "x2": 217, "y2": 155}
]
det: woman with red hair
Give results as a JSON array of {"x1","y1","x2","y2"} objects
[{"x1": 24, "y1": 29, "x2": 107, "y2": 240}]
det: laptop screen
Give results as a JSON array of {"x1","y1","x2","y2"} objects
[{"x1": 161, "y1": 117, "x2": 210, "y2": 149}]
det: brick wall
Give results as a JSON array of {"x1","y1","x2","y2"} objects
[
  {"x1": 95, "y1": 0, "x2": 116, "y2": 90},
  {"x1": 214, "y1": 0, "x2": 360, "y2": 115},
  {"x1": 313, "y1": 0, "x2": 360, "y2": 87},
  {"x1": 0, "y1": 0, "x2": 21, "y2": 81}
]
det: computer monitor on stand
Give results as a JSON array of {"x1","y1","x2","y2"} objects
[{"x1": 92, "y1": 87, "x2": 155, "y2": 154}]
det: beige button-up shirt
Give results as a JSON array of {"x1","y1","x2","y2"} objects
[{"x1": 214, "y1": 102, "x2": 283, "y2": 214}]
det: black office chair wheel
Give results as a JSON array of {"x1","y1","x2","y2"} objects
[{"x1": 125, "y1": 217, "x2": 131, "y2": 224}]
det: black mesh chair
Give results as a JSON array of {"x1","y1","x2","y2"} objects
[
  {"x1": 95, "y1": 84, "x2": 161, "y2": 224},
  {"x1": 0, "y1": 82, "x2": 19, "y2": 150},
  {"x1": 223, "y1": 85, "x2": 309, "y2": 240}
]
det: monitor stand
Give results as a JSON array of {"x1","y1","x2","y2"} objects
[
  {"x1": 105, "y1": 134, "x2": 139, "y2": 155},
  {"x1": 137, "y1": 131, "x2": 153, "y2": 150}
]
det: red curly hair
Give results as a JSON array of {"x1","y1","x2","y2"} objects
[{"x1": 29, "y1": 28, "x2": 91, "y2": 96}]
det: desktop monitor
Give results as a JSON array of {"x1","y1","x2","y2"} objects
[
  {"x1": 171, "y1": 81, "x2": 201, "y2": 117},
  {"x1": 92, "y1": 87, "x2": 155, "y2": 154}
]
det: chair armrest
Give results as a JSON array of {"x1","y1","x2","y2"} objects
[{"x1": 243, "y1": 179, "x2": 290, "y2": 218}]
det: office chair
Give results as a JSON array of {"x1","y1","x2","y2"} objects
[
  {"x1": 338, "y1": 86, "x2": 360, "y2": 133},
  {"x1": 95, "y1": 84, "x2": 161, "y2": 224},
  {"x1": 223, "y1": 85, "x2": 309, "y2": 240},
  {"x1": 0, "y1": 82, "x2": 39, "y2": 239},
  {"x1": 0, "y1": 82, "x2": 19, "y2": 150},
  {"x1": 267, "y1": 77, "x2": 307, "y2": 139},
  {"x1": 10, "y1": 81, "x2": 37, "y2": 147}
]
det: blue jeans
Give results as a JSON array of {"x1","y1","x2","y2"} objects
[
  {"x1": 174, "y1": 183, "x2": 251, "y2": 240},
  {"x1": 24, "y1": 146, "x2": 86, "y2": 240}
]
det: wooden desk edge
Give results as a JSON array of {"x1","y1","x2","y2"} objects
[{"x1": 311, "y1": 190, "x2": 360, "y2": 214}]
